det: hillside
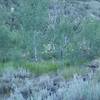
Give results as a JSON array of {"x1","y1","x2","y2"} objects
[
  {"x1": 49, "y1": 0, "x2": 100, "y2": 27},
  {"x1": 0, "y1": 0, "x2": 100, "y2": 100}
]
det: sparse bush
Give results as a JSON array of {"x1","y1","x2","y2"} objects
[
  {"x1": 64, "y1": 79, "x2": 100, "y2": 100},
  {"x1": 0, "y1": 68, "x2": 100, "y2": 100}
]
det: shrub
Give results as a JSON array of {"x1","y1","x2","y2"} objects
[
  {"x1": 64, "y1": 79, "x2": 100, "y2": 100},
  {"x1": 64, "y1": 18, "x2": 100, "y2": 64}
]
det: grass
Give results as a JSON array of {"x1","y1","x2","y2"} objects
[
  {"x1": 0, "y1": 60, "x2": 88, "y2": 79},
  {"x1": 61, "y1": 66, "x2": 88, "y2": 80},
  {"x1": 0, "y1": 60, "x2": 60, "y2": 75},
  {"x1": 19, "y1": 61, "x2": 59, "y2": 75}
]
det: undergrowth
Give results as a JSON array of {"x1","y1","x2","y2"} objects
[{"x1": 0, "y1": 60, "x2": 88, "y2": 79}]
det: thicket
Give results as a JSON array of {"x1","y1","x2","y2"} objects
[{"x1": 0, "y1": 0, "x2": 100, "y2": 65}]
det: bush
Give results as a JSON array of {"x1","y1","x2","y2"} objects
[
  {"x1": 64, "y1": 79, "x2": 100, "y2": 100},
  {"x1": 0, "y1": 26, "x2": 12, "y2": 62},
  {"x1": 64, "y1": 18, "x2": 100, "y2": 64}
]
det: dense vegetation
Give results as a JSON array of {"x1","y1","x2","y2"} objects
[
  {"x1": 0, "y1": 0, "x2": 100, "y2": 99},
  {"x1": 0, "y1": 0, "x2": 100, "y2": 64}
]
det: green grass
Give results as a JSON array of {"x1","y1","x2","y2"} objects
[
  {"x1": 61, "y1": 66, "x2": 89, "y2": 80},
  {"x1": 19, "y1": 61, "x2": 59, "y2": 75},
  {"x1": 0, "y1": 60, "x2": 60, "y2": 75},
  {"x1": 0, "y1": 60, "x2": 88, "y2": 79}
]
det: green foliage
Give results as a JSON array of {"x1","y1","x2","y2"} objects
[
  {"x1": 0, "y1": 26, "x2": 12, "y2": 61},
  {"x1": 61, "y1": 18, "x2": 100, "y2": 64},
  {"x1": 1, "y1": 1, "x2": 100, "y2": 99},
  {"x1": 80, "y1": 19, "x2": 100, "y2": 58},
  {"x1": 61, "y1": 66, "x2": 88, "y2": 80},
  {"x1": 20, "y1": 61, "x2": 59, "y2": 75},
  {"x1": 0, "y1": 60, "x2": 88, "y2": 80},
  {"x1": 0, "y1": 61, "x2": 59, "y2": 75},
  {"x1": 0, "y1": 0, "x2": 100, "y2": 65}
]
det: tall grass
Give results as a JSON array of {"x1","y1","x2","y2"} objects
[{"x1": 0, "y1": 60, "x2": 88, "y2": 79}]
